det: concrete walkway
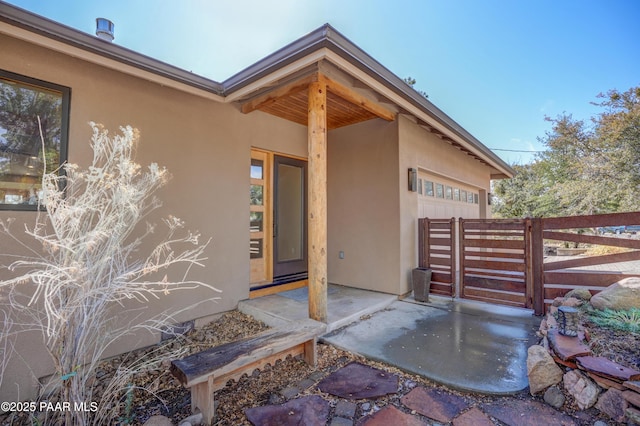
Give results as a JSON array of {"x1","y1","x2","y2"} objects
[
  {"x1": 323, "y1": 295, "x2": 540, "y2": 394},
  {"x1": 239, "y1": 285, "x2": 540, "y2": 395}
]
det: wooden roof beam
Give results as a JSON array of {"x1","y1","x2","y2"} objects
[
  {"x1": 318, "y1": 74, "x2": 395, "y2": 122},
  {"x1": 241, "y1": 74, "x2": 317, "y2": 114}
]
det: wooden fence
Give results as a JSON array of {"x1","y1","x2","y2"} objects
[
  {"x1": 418, "y1": 218, "x2": 455, "y2": 296},
  {"x1": 459, "y1": 218, "x2": 531, "y2": 309},
  {"x1": 419, "y1": 212, "x2": 640, "y2": 315}
]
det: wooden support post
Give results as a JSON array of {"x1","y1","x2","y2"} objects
[
  {"x1": 525, "y1": 218, "x2": 533, "y2": 310},
  {"x1": 307, "y1": 80, "x2": 328, "y2": 322},
  {"x1": 418, "y1": 218, "x2": 426, "y2": 268},
  {"x1": 191, "y1": 376, "x2": 215, "y2": 425},
  {"x1": 531, "y1": 217, "x2": 545, "y2": 315}
]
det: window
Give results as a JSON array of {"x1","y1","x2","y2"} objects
[
  {"x1": 424, "y1": 180, "x2": 434, "y2": 197},
  {"x1": 445, "y1": 186, "x2": 453, "y2": 200},
  {"x1": 435, "y1": 183, "x2": 444, "y2": 198},
  {"x1": 0, "y1": 70, "x2": 69, "y2": 210}
]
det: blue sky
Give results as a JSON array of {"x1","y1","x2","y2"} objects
[{"x1": 5, "y1": 0, "x2": 640, "y2": 164}]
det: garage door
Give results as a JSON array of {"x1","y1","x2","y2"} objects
[{"x1": 418, "y1": 172, "x2": 480, "y2": 219}]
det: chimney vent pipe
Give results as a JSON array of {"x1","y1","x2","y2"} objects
[{"x1": 96, "y1": 18, "x2": 114, "y2": 42}]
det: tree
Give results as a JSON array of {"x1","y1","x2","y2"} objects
[
  {"x1": 0, "y1": 123, "x2": 220, "y2": 424},
  {"x1": 492, "y1": 85, "x2": 640, "y2": 218},
  {"x1": 0, "y1": 81, "x2": 61, "y2": 159},
  {"x1": 403, "y1": 76, "x2": 429, "y2": 99}
]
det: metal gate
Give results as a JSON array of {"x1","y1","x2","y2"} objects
[
  {"x1": 458, "y1": 218, "x2": 532, "y2": 309},
  {"x1": 418, "y1": 218, "x2": 455, "y2": 297}
]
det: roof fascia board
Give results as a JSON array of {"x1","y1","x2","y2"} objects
[
  {"x1": 0, "y1": 2, "x2": 224, "y2": 100},
  {"x1": 222, "y1": 23, "x2": 513, "y2": 178},
  {"x1": 324, "y1": 50, "x2": 513, "y2": 178},
  {"x1": 319, "y1": 27, "x2": 514, "y2": 178},
  {"x1": 0, "y1": 2, "x2": 513, "y2": 177},
  {"x1": 223, "y1": 49, "x2": 328, "y2": 103},
  {"x1": 222, "y1": 25, "x2": 331, "y2": 94}
]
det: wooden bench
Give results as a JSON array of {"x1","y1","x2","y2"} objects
[{"x1": 170, "y1": 320, "x2": 322, "y2": 425}]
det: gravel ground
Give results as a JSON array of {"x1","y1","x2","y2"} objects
[{"x1": 1, "y1": 310, "x2": 634, "y2": 425}]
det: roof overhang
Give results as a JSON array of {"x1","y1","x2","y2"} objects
[
  {"x1": 240, "y1": 71, "x2": 395, "y2": 130},
  {"x1": 222, "y1": 24, "x2": 514, "y2": 179},
  {"x1": 0, "y1": 2, "x2": 514, "y2": 179}
]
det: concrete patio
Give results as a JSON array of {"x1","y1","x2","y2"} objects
[{"x1": 239, "y1": 284, "x2": 541, "y2": 395}]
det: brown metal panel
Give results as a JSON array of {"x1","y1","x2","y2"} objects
[
  {"x1": 530, "y1": 218, "x2": 545, "y2": 315},
  {"x1": 431, "y1": 271, "x2": 452, "y2": 282},
  {"x1": 463, "y1": 250, "x2": 525, "y2": 260},
  {"x1": 459, "y1": 217, "x2": 466, "y2": 298},
  {"x1": 429, "y1": 256, "x2": 455, "y2": 266},
  {"x1": 418, "y1": 218, "x2": 427, "y2": 268},
  {"x1": 450, "y1": 217, "x2": 457, "y2": 298},
  {"x1": 464, "y1": 276, "x2": 526, "y2": 293},
  {"x1": 463, "y1": 239, "x2": 526, "y2": 250},
  {"x1": 543, "y1": 231, "x2": 640, "y2": 249},
  {"x1": 544, "y1": 250, "x2": 640, "y2": 271},
  {"x1": 463, "y1": 288, "x2": 526, "y2": 306},
  {"x1": 430, "y1": 282, "x2": 454, "y2": 296},
  {"x1": 544, "y1": 271, "x2": 637, "y2": 288},
  {"x1": 462, "y1": 220, "x2": 528, "y2": 231},
  {"x1": 428, "y1": 237, "x2": 454, "y2": 246},
  {"x1": 464, "y1": 259, "x2": 526, "y2": 272},
  {"x1": 543, "y1": 211, "x2": 640, "y2": 230},
  {"x1": 429, "y1": 249, "x2": 453, "y2": 256}
]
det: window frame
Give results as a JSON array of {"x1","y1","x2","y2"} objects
[{"x1": 0, "y1": 69, "x2": 70, "y2": 211}]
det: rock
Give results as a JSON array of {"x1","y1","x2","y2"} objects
[
  {"x1": 563, "y1": 370, "x2": 599, "y2": 410},
  {"x1": 245, "y1": 395, "x2": 330, "y2": 426},
  {"x1": 539, "y1": 318, "x2": 548, "y2": 331},
  {"x1": 576, "y1": 356, "x2": 640, "y2": 382},
  {"x1": 547, "y1": 329, "x2": 591, "y2": 361},
  {"x1": 560, "y1": 297, "x2": 583, "y2": 308},
  {"x1": 595, "y1": 388, "x2": 628, "y2": 423},
  {"x1": 527, "y1": 345, "x2": 564, "y2": 394},
  {"x1": 565, "y1": 288, "x2": 592, "y2": 302},
  {"x1": 546, "y1": 314, "x2": 558, "y2": 329},
  {"x1": 178, "y1": 412, "x2": 202, "y2": 426},
  {"x1": 627, "y1": 407, "x2": 640, "y2": 424},
  {"x1": 143, "y1": 416, "x2": 174, "y2": 426},
  {"x1": 590, "y1": 277, "x2": 640, "y2": 310},
  {"x1": 544, "y1": 386, "x2": 566, "y2": 409}
]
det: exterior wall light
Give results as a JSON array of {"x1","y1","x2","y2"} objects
[
  {"x1": 408, "y1": 168, "x2": 417, "y2": 192},
  {"x1": 557, "y1": 306, "x2": 579, "y2": 337}
]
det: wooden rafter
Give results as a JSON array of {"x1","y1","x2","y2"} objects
[
  {"x1": 240, "y1": 72, "x2": 395, "y2": 130},
  {"x1": 318, "y1": 74, "x2": 396, "y2": 122}
]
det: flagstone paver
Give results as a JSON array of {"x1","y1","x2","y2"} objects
[
  {"x1": 452, "y1": 407, "x2": 494, "y2": 426},
  {"x1": 334, "y1": 400, "x2": 357, "y2": 418},
  {"x1": 576, "y1": 356, "x2": 640, "y2": 381},
  {"x1": 400, "y1": 386, "x2": 469, "y2": 423},
  {"x1": 357, "y1": 406, "x2": 428, "y2": 426},
  {"x1": 244, "y1": 395, "x2": 330, "y2": 426},
  {"x1": 547, "y1": 329, "x2": 591, "y2": 361},
  {"x1": 482, "y1": 398, "x2": 578, "y2": 426},
  {"x1": 317, "y1": 362, "x2": 399, "y2": 399}
]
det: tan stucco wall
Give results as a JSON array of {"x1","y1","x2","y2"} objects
[
  {"x1": 398, "y1": 115, "x2": 494, "y2": 293},
  {"x1": 327, "y1": 119, "x2": 401, "y2": 294},
  {"x1": 0, "y1": 34, "x2": 306, "y2": 401}
]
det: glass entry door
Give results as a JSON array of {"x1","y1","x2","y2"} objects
[{"x1": 273, "y1": 155, "x2": 307, "y2": 278}]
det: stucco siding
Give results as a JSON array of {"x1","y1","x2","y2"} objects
[
  {"x1": 0, "y1": 34, "x2": 307, "y2": 401},
  {"x1": 327, "y1": 119, "x2": 400, "y2": 294},
  {"x1": 398, "y1": 116, "x2": 494, "y2": 293}
]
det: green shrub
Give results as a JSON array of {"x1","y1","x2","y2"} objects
[{"x1": 586, "y1": 307, "x2": 640, "y2": 333}]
